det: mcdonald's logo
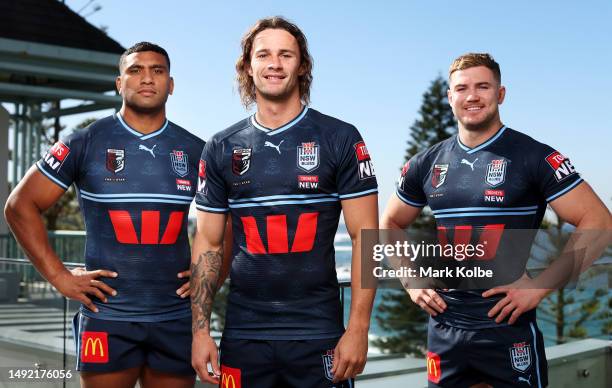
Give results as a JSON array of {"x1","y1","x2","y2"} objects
[
  {"x1": 426, "y1": 351, "x2": 441, "y2": 384},
  {"x1": 220, "y1": 365, "x2": 241, "y2": 388},
  {"x1": 81, "y1": 331, "x2": 109, "y2": 363}
]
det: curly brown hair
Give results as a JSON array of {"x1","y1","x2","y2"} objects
[{"x1": 236, "y1": 16, "x2": 314, "y2": 108}]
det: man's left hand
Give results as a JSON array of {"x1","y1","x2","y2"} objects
[
  {"x1": 331, "y1": 327, "x2": 368, "y2": 383},
  {"x1": 176, "y1": 269, "x2": 191, "y2": 298},
  {"x1": 483, "y1": 276, "x2": 550, "y2": 324}
]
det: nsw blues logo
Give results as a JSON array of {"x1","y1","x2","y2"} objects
[
  {"x1": 509, "y1": 342, "x2": 531, "y2": 372},
  {"x1": 321, "y1": 349, "x2": 334, "y2": 381},
  {"x1": 170, "y1": 150, "x2": 189, "y2": 177},
  {"x1": 297, "y1": 142, "x2": 320, "y2": 172},
  {"x1": 486, "y1": 159, "x2": 507, "y2": 187}
]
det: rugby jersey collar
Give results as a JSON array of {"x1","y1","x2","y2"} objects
[
  {"x1": 251, "y1": 106, "x2": 308, "y2": 136},
  {"x1": 456, "y1": 125, "x2": 507, "y2": 155},
  {"x1": 115, "y1": 113, "x2": 169, "y2": 140}
]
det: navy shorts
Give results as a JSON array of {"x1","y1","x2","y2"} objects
[
  {"x1": 72, "y1": 312, "x2": 195, "y2": 375},
  {"x1": 427, "y1": 318, "x2": 548, "y2": 388},
  {"x1": 219, "y1": 336, "x2": 355, "y2": 388}
]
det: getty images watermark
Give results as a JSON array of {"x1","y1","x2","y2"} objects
[{"x1": 359, "y1": 228, "x2": 612, "y2": 290}]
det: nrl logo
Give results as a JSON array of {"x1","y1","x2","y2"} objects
[
  {"x1": 431, "y1": 164, "x2": 448, "y2": 188},
  {"x1": 297, "y1": 142, "x2": 320, "y2": 172},
  {"x1": 106, "y1": 149, "x2": 125, "y2": 174},
  {"x1": 232, "y1": 148, "x2": 252, "y2": 176}
]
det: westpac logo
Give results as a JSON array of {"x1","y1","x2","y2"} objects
[
  {"x1": 108, "y1": 210, "x2": 184, "y2": 245},
  {"x1": 220, "y1": 365, "x2": 241, "y2": 388},
  {"x1": 81, "y1": 331, "x2": 108, "y2": 363},
  {"x1": 241, "y1": 212, "x2": 318, "y2": 254}
]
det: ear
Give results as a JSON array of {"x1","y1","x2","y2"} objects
[
  {"x1": 169, "y1": 76, "x2": 174, "y2": 96},
  {"x1": 497, "y1": 85, "x2": 506, "y2": 105},
  {"x1": 115, "y1": 76, "x2": 122, "y2": 94},
  {"x1": 447, "y1": 88, "x2": 453, "y2": 105}
]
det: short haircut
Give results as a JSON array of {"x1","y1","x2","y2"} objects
[
  {"x1": 236, "y1": 16, "x2": 314, "y2": 108},
  {"x1": 449, "y1": 53, "x2": 501, "y2": 84},
  {"x1": 119, "y1": 42, "x2": 171, "y2": 72}
]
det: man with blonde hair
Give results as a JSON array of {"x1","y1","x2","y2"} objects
[{"x1": 381, "y1": 52, "x2": 611, "y2": 387}]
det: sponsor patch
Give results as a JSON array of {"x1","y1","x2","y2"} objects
[
  {"x1": 197, "y1": 160, "x2": 207, "y2": 194},
  {"x1": 509, "y1": 342, "x2": 531, "y2": 372},
  {"x1": 297, "y1": 142, "x2": 320, "y2": 172},
  {"x1": 232, "y1": 148, "x2": 252, "y2": 176},
  {"x1": 354, "y1": 141, "x2": 375, "y2": 180},
  {"x1": 545, "y1": 151, "x2": 576, "y2": 182},
  {"x1": 220, "y1": 365, "x2": 241, "y2": 388},
  {"x1": 106, "y1": 149, "x2": 125, "y2": 174},
  {"x1": 484, "y1": 189, "x2": 505, "y2": 203},
  {"x1": 298, "y1": 175, "x2": 319, "y2": 189},
  {"x1": 80, "y1": 331, "x2": 109, "y2": 363},
  {"x1": 486, "y1": 159, "x2": 507, "y2": 187},
  {"x1": 170, "y1": 150, "x2": 189, "y2": 177},
  {"x1": 43, "y1": 141, "x2": 70, "y2": 171},
  {"x1": 176, "y1": 178, "x2": 192, "y2": 192},
  {"x1": 426, "y1": 351, "x2": 441, "y2": 384},
  {"x1": 431, "y1": 164, "x2": 448, "y2": 188},
  {"x1": 322, "y1": 349, "x2": 334, "y2": 381}
]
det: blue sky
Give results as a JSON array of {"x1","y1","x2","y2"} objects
[{"x1": 55, "y1": 0, "x2": 612, "y2": 209}]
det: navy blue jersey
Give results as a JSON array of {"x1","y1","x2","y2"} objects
[
  {"x1": 195, "y1": 107, "x2": 378, "y2": 339},
  {"x1": 397, "y1": 126, "x2": 582, "y2": 328},
  {"x1": 37, "y1": 114, "x2": 205, "y2": 322}
]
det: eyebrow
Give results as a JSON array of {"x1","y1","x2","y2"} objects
[
  {"x1": 126, "y1": 64, "x2": 168, "y2": 70},
  {"x1": 253, "y1": 48, "x2": 297, "y2": 55}
]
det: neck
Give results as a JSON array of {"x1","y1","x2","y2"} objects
[
  {"x1": 457, "y1": 118, "x2": 504, "y2": 148},
  {"x1": 255, "y1": 96, "x2": 303, "y2": 129},
  {"x1": 119, "y1": 105, "x2": 166, "y2": 134}
]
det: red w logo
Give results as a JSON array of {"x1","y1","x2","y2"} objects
[
  {"x1": 108, "y1": 210, "x2": 184, "y2": 244},
  {"x1": 241, "y1": 212, "x2": 318, "y2": 254},
  {"x1": 437, "y1": 224, "x2": 505, "y2": 260}
]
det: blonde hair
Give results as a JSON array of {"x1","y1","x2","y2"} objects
[{"x1": 449, "y1": 53, "x2": 501, "y2": 83}]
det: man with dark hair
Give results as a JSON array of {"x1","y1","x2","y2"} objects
[
  {"x1": 5, "y1": 42, "x2": 204, "y2": 388},
  {"x1": 191, "y1": 16, "x2": 378, "y2": 387},
  {"x1": 381, "y1": 52, "x2": 611, "y2": 387}
]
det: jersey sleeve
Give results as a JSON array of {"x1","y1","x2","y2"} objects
[
  {"x1": 335, "y1": 126, "x2": 378, "y2": 199},
  {"x1": 35, "y1": 131, "x2": 84, "y2": 190},
  {"x1": 535, "y1": 144, "x2": 583, "y2": 202},
  {"x1": 195, "y1": 138, "x2": 229, "y2": 213},
  {"x1": 396, "y1": 155, "x2": 427, "y2": 207}
]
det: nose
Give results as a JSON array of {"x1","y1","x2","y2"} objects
[
  {"x1": 141, "y1": 69, "x2": 154, "y2": 84},
  {"x1": 267, "y1": 55, "x2": 282, "y2": 70},
  {"x1": 466, "y1": 90, "x2": 479, "y2": 102}
]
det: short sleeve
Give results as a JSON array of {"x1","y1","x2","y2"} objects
[
  {"x1": 396, "y1": 155, "x2": 427, "y2": 207},
  {"x1": 335, "y1": 126, "x2": 378, "y2": 200},
  {"x1": 36, "y1": 131, "x2": 84, "y2": 190},
  {"x1": 535, "y1": 145, "x2": 583, "y2": 202},
  {"x1": 195, "y1": 139, "x2": 229, "y2": 213}
]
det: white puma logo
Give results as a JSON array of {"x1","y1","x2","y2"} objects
[
  {"x1": 517, "y1": 375, "x2": 531, "y2": 386},
  {"x1": 264, "y1": 140, "x2": 284, "y2": 154},
  {"x1": 139, "y1": 144, "x2": 157, "y2": 158},
  {"x1": 461, "y1": 158, "x2": 478, "y2": 171}
]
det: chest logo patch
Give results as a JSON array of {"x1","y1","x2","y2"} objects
[
  {"x1": 297, "y1": 142, "x2": 320, "y2": 172},
  {"x1": 431, "y1": 164, "x2": 448, "y2": 188},
  {"x1": 170, "y1": 150, "x2": 189, "y2": 177},
  {"x1": 106, "y1": 149, "x2": 125, "y2": 174},
  {"x1": 486, "y1": 159, "x2": 507, "y2": 187},
  {"x1": 232, "y1": 148, "x2": 252, "y2": 176}
]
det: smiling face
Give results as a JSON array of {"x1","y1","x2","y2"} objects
[
  {"x1": 116, "y1": 51, "x2": 174, "y2": 114},
  {"x1": 448, "y1": 65, "x2": 505, "y2": 132},
  {"x1": 247, "y1": 28, "x2": 303, "y2": 104}
]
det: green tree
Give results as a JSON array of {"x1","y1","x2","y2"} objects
[{"x1": 373, "y1": 76, "x2": 455, "y2": 356}]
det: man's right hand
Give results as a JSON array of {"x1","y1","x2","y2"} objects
[
  {"x1": 52, "y1": 268, "x2": 117, "y2": 313},
  {"x1": 191, "y1": 331, "x2": 220, "y2": 384},
  {"x1": 408, "y1": 288, "x2": 447, "y2": 316}
]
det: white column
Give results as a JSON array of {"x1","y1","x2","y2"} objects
[{"x1": 0, "y1": 105, "x2": 9, "y2": 234}]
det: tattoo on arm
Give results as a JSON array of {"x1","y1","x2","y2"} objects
[{"x1": 190, "y1": 248, "x2": 223, "y2": 334}]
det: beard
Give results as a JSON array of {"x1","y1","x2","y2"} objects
[
  {"x1": 459, "y1": 109, "x2": 500, "y2": 132},
  {"x1": 254, "y1": 78, "x2": 300, "y2": 103},
  {"x1": 124, "y1": 93, "x2": 169, "y2": 115}
]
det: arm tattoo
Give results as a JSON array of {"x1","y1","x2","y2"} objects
[{"x1": 190, "y1": 248, "x2": 223, "y2": 334}]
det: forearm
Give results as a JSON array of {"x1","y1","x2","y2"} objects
[
  {"x1": 4, "y1": 198, "x2": 68, "y2": 285},
  {"x1": 190, "y1": 237, "x2": 224, "y2": 335},
  {"x1": 347, "y1": 238, "x2": 376, "y2": 332}
]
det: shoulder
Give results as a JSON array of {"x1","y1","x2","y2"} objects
[
  {"x1": 412, "y1": 136, "x2": 455, "y2": 166},
  {"x1": 209, "y1": 117, "x2": 252, "y2": 145},
  {"x1": 305, "y1": 108, "x2": 357, "y2": 134}
]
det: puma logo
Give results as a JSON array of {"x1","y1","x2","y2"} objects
[
  {"x1": 461, "y1": 158, "x2": 478, "y2": 171},
  {"x1": 264, "y1": 140, "x2": 284, "y2": 154},
  {"x1": 517, "y1": 375, "x2": 531, "y2": 386},
  {"x1": 138, "y1": 144, "x2": 157, "y2": 158}
]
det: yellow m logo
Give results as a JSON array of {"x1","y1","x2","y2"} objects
[
  {"x1": 221, "y1": 373, "x2": 236, "y2": 388},
  {"x1": 84, "y1": 338, "x2": 104, "y2": 357}
]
